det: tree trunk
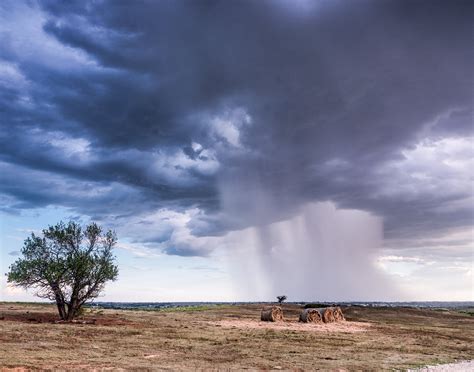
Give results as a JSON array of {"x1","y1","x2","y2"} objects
[
  {"x1": 51, "y1": 284, "x2": 66, "y2": 320},
  {"x1": 66, "y1": 300, "x2": 80, "y2": 321},
  {"x1": 55, "y1": 299, "x2": 66, "y2": 320},
  {"x1": 66, "y1": 282, "x2": 81, "y2": 320}
]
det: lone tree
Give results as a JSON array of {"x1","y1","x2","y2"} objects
[
  {"x1": 277, "y1": 295, "x2": 287, "y2": 304},
  {"x1": 7, "y1": 221, "x2": 119, "y2": 321}
]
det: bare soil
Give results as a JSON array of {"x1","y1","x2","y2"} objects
[
  {"x1": 210, "y1": 319, "x2": 370, "y2": 333},
  {"x1": 0, "y1": 302, "x2": 473, "y2": 370}
]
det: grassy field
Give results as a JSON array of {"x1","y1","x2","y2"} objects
[{"x1": 0, "y1": 302, "x2": 472, "y2": 370}]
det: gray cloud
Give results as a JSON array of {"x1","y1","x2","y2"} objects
[{"x1": 0, "y1": 0, "x2": 472, "y2": 258}]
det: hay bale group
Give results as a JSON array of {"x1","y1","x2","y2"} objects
[
  {"x1": 260, "y1": 305, "x2": 345, "y2": 323},
  {"x1": 299, "y1": 306, "x2": 345, "y2": 323}
]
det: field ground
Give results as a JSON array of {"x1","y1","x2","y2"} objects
[{"x1": 0, "y1": 302, "x2": 473, "y2": 370}]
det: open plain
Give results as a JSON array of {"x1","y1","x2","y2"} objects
[{"x1": 0, "y1": 302, "x2": 473, "y2": 370}]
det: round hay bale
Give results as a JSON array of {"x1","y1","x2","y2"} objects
[
  {"x1": 315, "y1": 307, "x2": 345, "y2": 322},
  {"x1": 299, "y1": 308, "x2": 322, "y2": 323},
  {"x1": 261, "y1": 306, "x2": 283, "y2": 322},
  {"x1": 310, "y1": 307, "x2": 336, "y2": 323},
  {"x1": 332, "y1": 306, "x2": 345, "y2": 321}
]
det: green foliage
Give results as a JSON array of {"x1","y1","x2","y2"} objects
[
  {"x1": 277, "y1": 295, "x2": 287, "y2": 304},
  {"x1": 304, "y1": 303, "x2": 330, "y2": 309},
  {"x1": 145, "y1": 304, "x2": 230, "y2": 313},
  {"x1": 7, "y1": 221, "x2": 119, "y2": 320},
  {"x1": 75, "y1": 306, "x2": 86, "y2": 317},
  {"x1": 458, "y1": 309, "x2": 474, "y2": 316}
]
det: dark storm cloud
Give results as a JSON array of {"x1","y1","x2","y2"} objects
[
  {"x1": 163, "y1": 243, "x2": 209, "y2": 258},
  {"x1": 0, "y1": 0, "x2": 472, "y2": 256}
]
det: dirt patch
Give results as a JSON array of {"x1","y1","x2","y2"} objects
[
  {"x1": 408, "y1": 360, "x2": 474, "y2": 371},
  {"x1": 0, "y1": 311, "x2": 138, "y2": 327},
  {"x1": 209, "y1": 319, "x2": 371, "y2": 333}
]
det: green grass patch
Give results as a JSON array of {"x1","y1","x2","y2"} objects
[
  {"x1": 88, "y1": 304, "x2": 232, "y2": 313},
  {"x1": 303, "y1": 303, "x2": 330, "y2": 309},
  {"x1": 458, "y1": 309, "x2": 474, "y2": 316},
  {"x1": 154, "y1": 304, "x2": 231, "y2": 312},
  {"x1": 0, "y1": 301, "x2": 52, "y2": 307}
]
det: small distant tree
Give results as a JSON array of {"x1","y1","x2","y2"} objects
[
  {"x1": 277, "y1": 295, "x2": 287, "y2": 304},
  {"x1": 7, "y1": 221, "x2": 119, "y2": 321}
]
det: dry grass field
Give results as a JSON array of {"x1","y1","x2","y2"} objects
[{"x1": 0, "y1": 302, "x2": 473, "y2": 370}]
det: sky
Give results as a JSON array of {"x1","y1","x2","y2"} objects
[{"x1": 0, "y1": 0, "x2": 472, "y2": 302}]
